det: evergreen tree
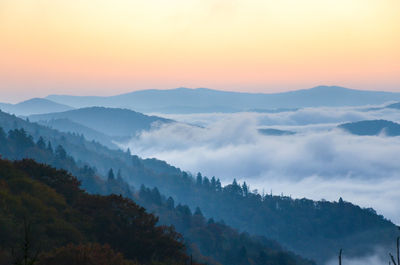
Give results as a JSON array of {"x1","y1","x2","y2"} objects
[
  {"x1": 108, "y1": 169, "x2": 115, "y2": 181},
  {"x1": 242, "y1": 182, "x2": 249, "y2": 197},
  {"x1": 196, "y1": 173, "x2": 202, "y2": 187},
  {"x1": 257, "y1": 250, "x2": 268, "y2": 264},
  {"x1": 194, "y1": 207, "x2": 203, "y2": 217},
  {"x1": 202, "y1": 177, "x2": 210, "y2": 189},
  {"x1": 0, "y1": 127, "x2": 7, "y2": 155},
  {"x1": 215, "y1": 179, "x2": 222, "y2": 192},
  {"x1": 210, "y1": 176, "x2": 217, "y2": 190},
  {"x1": 151, "y1": 187, "x2": 162, "y2": 205},
  {"x1": 47, "y1": 141, "x2": 53, "y2": 153},
  {"x1": 55, "y1": 145, "x2": 67, "y2": 160},
  {"x1": 166, "y1": 197, "x2": 175, "y2": 209},
  {"x1": 117, "y1": 169, "x2": 122, "y2": 181},
  {"x1": 237, "y1": 246, "x2": 248, "y2": 264},
  {"x1": 8, "y1": 129, "x2": 34, "y2": 151},
  {"x1": 0, "y1": 127, "x2": 6, "y2": 143},
  {"x1": 36, "y1": 137, "x2": 46, "y2": 149}
]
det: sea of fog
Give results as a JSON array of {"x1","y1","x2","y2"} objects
[{"x1": 121, "y1": 105, "x2": 400, "y2": 224}]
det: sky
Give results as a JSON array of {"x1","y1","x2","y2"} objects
[{"x1": 0, "y1": 0, "x2": 399, "y2": 102}]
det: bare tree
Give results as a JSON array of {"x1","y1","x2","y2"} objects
[{"x1": 11, "y1": 218, "x2": 39, "y2": 265}]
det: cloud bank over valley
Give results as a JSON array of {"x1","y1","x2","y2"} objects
[{"x1": 122, "y1": 106, "x2": 400, "y2": 223}]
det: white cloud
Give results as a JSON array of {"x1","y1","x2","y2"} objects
[
  {"x1": 150, "y1": 105, "x2": 400, "y2": 127},
  {"x1": 123, "y1": 107, "x2": 400, "y2": 223}
]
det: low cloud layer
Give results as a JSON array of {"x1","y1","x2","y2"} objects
[
  {"x1": 124, "y1": 107, "x2": 400, "y2": 223},
  {"x1": 150, "y1": 104, "x2": 400, "y2": 127}
]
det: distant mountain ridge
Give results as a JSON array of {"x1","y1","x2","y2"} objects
[
  {"x1": 29, "y1": 107, "x2": 173, "y2": 139},
  {"x1": 0, "y1": 98, "x2": 74, "y2": 116},
  {"x1": 45, "y1": 86, "x2": 400, "y2": 113}
]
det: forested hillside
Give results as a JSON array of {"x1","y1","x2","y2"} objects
[
  {"x1": 0, "y1": 127, "x2": 314, "y2": 265},
  {"x1": 36, "y1": 118, "x2": 117, "y2": 149},
  {"x1": 136, "y1": 185, "x2": 313, "y2": 265},
  {"x1": 0, "y1": 159, "x2": 191, "y2": 265},
  {"x1": 29, "y1": 107, "x2": 173, "y2": 140},
  {"x1": 0, "y1": 110, "x2": 397, "y2": 263}
]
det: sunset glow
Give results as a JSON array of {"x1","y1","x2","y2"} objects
[{"x1": 1, "y1": 0, "x2": 399, "y2": 102}]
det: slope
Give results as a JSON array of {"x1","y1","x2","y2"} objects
[
  {"x1": 0, "y1": 109, "x2": 398, "y2": 263},
  {"x1": 0, "y1": 158, "x2": 192, "y2": 265},
  {"x1": 36, "y1": 118, "x2": 117, "y2": 149},
  {"x1": 29, "y1": 107, "x2": 173, "y2": 139},
  {"x1": 0, "y1": 127, "x2": 314, "y2": 265}
]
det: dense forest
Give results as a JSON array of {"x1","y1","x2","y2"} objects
[
  {"x1": 0, "y1": 159, "x2": 193, "y2": 265},
  {"x1": 0, "y1": 126, "x2": 314, "y2": 265},
  {"x1": 142, "y1": 170, "x2": 397, "y2": 263},
  {"x1": 0, "y1": 110, "x2": 398, "y2": 263},
  {"x1": 136, "y1": 185, "x2": 313, "y2": 265}
]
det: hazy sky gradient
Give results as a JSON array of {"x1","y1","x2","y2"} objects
[{"x1": 1, "y1": 0, "x2": 399, "y2": 102}]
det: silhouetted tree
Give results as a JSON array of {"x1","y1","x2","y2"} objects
[
  {"x1": 46, "y1": 142, "x2": 53, "y2": 153},
  {"x1": 242, "y1": 182, "x2": 249, "y2": 197},
  {"x1": 11, "y1": 218, "x2": 39, "y2": 265},
  {"x1": 210, "y1": 177, "x2": 217, "y2": 190},
  {"x1": 55, "y1": 145, "x2": 67, "y2": 160},
  {"x1": 108, "y1": 169, "x2": 115, "y2": 181},
  {"x1": 215, "y1": 179, "x2": 222, "y2": 192},
  {"x1": 0, "y1": 127, "x2": 6, "y2": 143},
  {"x1": 194, "y1": 207, "x2": 203, "y2": 217},
  {"x1": 203, "y1": 177, "x2": 210, "y2": 189},
  {"x1": 166, "y1": 197, "x2": 175, "y2": 210},
  {"x1": 117, "y1": 169, "x2": 122, "y2": 181},
  {"x1": 36, "y1": 137, "x2": 46, "y2": 150},
  {"x1": 196, "y1": 173, "x2": 202, "y2": 187},
  {"x1": 151, "y1": 187, "x2": 162, "y2": 205}
]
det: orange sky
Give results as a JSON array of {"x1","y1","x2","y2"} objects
[{"x1": 0, "y1": 0, "x2": 399, "y2": 102}]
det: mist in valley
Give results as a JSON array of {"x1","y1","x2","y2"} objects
[{"x1": 122, "y1": 106, "x2": 400, "y2": 224}]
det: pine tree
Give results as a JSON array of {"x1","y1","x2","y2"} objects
[
  {"x1": 203, "y1": 177, "x2": 210, "y2": 189},
  {"x1": 166, "y1": 197, "x2": 175, "y2": 209},
  {"x1": 194, "y1": 207, "x2": 203, "y2": 216},
  {"x1": 216, "y1": 179, "x2": 222, "y2": 192},
  {"x1": 36, "y1": 137, "x2": 46, "y2": 149},
  {"x1": 242, "y1": 182, "x2": 249, "y2": 197},
  {"x1": 196, "y1": 173, "x2": 202, "y2": 187},
  {"x1": 150, "y1": 187, "x2": 162, "y2": 205},
  {"x1": 210, "y1": 176, "x2": 217, "y2": 190},
  {"x1": 55, "y1": 145, "x2": 67, "y2": 160},
  {"x1": 108, "y1": 169, "x2": 115, "y2": 181},
  {"x1": 0, "y1": 127, "x2": 6, "y2": 143},
  {"x1": 47, "y1": 142, "x2": 53, "y2": 153},
  {"x1": 116, "y1": 169, "x2": 122, "y2": 181}
]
